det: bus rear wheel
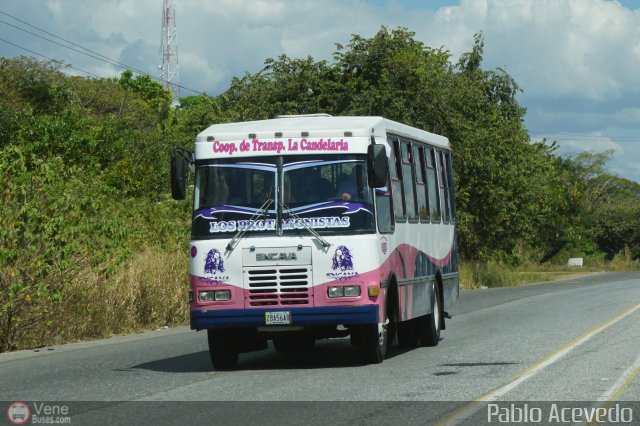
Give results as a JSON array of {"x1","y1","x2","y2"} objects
[
  {"x1": 397, "y1": 319, "x2": 418, "y2": 347},
  {"x1": 417, "y1": 282, "x2": 441, "y2": 347},
  {"x1": 207, "y1": 329, "x2": 239, "y2": 371}
]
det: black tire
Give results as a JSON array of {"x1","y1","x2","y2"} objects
[
  {"x1": 386, "y1": 291, "x2": 398, "y2": 351},
  {"x1": 359, "y1": 291, "x2": 397, "y2": 363},
  {"x1": 417, "y1": 282, "x2": 441, "y2": 347},
  {"x1": 359, "y1": 323, "x2": 387, "y2": 364},
  {"x1": 386, "y1": 319, "x2": 397, "y2": 351},
  {"x1": 207, "y1": 329, "x2": 239, "y2": 371},
  {"x1": 397, "y1": 319, "x2": 418, "y2": 347}
]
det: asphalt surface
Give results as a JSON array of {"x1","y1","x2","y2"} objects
[{"x1": 2, "y1": 271, "x2": 639, "y2": 425}]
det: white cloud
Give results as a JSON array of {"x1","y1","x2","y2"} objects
[
  {"x1": 1, "y1": 0, "x2": 639, "y2": 182},
  {"x1": 615, "y1": 108, "x2": 640, "y2": 126},
  {"x1": 3, "y1": 0, "x2": 638, "y2": 92},
  {"x1": 527, "y1": 108, "x2": 612, "y2": 133},
  {"x1": 609, "y1": 142, "x2": 640, "y2": 180},
  {"x1": 562, "y1": 135, "x2": 624, "y2": 155},
  {"x1": 424, "y1": 0, "x2": 640, "y2": 101},
  {"x1": 9, "y1": 0, "x2": 639, "y2": 102}
]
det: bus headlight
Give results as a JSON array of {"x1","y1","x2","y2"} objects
[
  {"x1": 344, "y1": 286, "x2": 361, "y2": 297},
  {"x1": 328, "y1": 286, "x2": 361, "y2": 298},
  {"x1": 214, "y1": 289, "x2": 231, "y2": 301},
  {"x1": 328, "y1": 286, "x2": 344, "y2": 298},
  {"x1": 198, "y1": 290, "x2": 231, "y2": 302},
  {"x1": 199, "y1": 291, "x2": 216, "y2": 302}
]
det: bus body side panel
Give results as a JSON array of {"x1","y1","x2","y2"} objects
[
  {"x1": 442, "y1": 273, "x2": 460, "y2": 312},
  {"x1": 441, "y1": 228, "x2": 460, "y2": 311},
  {"x1": 380, "y1": 223, "x2": 458, "y2": 322}
]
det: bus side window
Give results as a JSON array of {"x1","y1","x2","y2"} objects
[
  {"x1": 375, "y1": 172, "x2": 394, "y2": 234},
  {"x1": 414, "y1": 145, "x2": 429, "y2": 222},
  {"x1": 446, "y1": 151, "x2": 456, "y2": 222},
  {"x1": 426, "y1": 147, "x2": 441, "y2": 222},
  {"x1": 389, "y1": 137, "x2": 406, "y2": 221},
  {"x1": 401, "y1": 141, "x2": 418, "y2": 222},
  {"x1": 438, "y1": 150, "x2": 451, "y2": 224}
]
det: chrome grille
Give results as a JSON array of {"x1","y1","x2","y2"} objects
[{"x1": 245, "y1": 266, "x2": 311, "y2": 306}]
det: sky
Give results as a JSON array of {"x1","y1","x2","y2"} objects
[{"x1": 0, "y1": 0, "x2": 639, "y2": 183}]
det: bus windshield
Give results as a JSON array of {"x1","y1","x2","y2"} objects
[
  {"x1": 191, "y1": 155, "x2": 375, "y2": 239},
  {"x1": 282, "y1": 155, "x2": 374, "y2": 235}
]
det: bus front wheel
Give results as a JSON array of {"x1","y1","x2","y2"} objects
[
  {"x1": 359, "y1": 321, "x2": 387, "y2": 364},
  {"x1": 207, "y1": 329, "x2": 239, "y2": 370}
]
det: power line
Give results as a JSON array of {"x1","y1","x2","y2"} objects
[
  {"x1": 0, "y1": 18, "x2": 144, "y2": 73},
  {"x1": 0, "y1": 9, "x2": 205, "y2": 96},
  {"x1": 0, "y1": 10, "x2": 137, "y2": 72},
  {"x1": 0, "y1": 37, "x2": 103, "y2": 79},
  {"x1": 531, "y1": 132, "x2": 640, "y2": 142}
]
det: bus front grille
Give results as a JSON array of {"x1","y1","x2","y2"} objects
[{"x1": 246, "y1": 267, "x2": 311, "y2": 307}]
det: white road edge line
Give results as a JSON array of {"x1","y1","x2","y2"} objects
[
  {"x1": 598, "y1": 350, "x2": 640, "y2": 402},
  {"x1": 437, "y1": 302, "x2": 640, "y2": 426}
]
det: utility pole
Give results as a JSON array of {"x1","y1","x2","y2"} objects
[{"x1": 160, "y1": 0, "x2": 180, "y2": 101}]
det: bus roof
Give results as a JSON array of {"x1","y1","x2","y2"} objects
[{"x1": 196, "y1": 115, "x2": 450, "y2": 148}]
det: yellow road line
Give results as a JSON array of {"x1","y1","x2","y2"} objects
[{"x1": 436, "y1": 302, "x2": 640, "y2": 426}]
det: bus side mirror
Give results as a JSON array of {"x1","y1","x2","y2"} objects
[
  {"x1": 171, "y1": 155, "x2": 187, "y2": 200},
  {"x1": 367, "y1": 144, "x2": 388, "y2": 188}
]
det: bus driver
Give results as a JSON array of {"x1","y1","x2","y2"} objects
[{"x1": 337, "y1": 165, "x2": 366, "y2": 202}]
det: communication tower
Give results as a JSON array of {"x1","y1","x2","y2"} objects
[{"x1": 160, "y1": 0, "x2": 180, "y2": 100}]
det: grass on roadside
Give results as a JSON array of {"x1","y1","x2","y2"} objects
[
  {"x1": 39, "y1": 245, "x2": 189, "y2": 348},
  {"x1": 459, "y1": 248, "x2": 638, "y2": 289}
]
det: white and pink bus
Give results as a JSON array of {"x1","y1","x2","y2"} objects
[{"x1": 171, "y1": 114, "x2": 459, "y2": 370}]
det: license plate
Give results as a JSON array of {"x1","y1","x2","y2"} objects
[{"x1": 265, "y1": 311, "x2": 291, "y2": 325}]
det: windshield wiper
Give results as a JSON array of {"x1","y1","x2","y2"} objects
[
  {"x1": 226, "y1": 198, "x2": 274, "y2": 252},
  {"x1": 283, "y1": 205, "x2": 331, "y2": 248}
]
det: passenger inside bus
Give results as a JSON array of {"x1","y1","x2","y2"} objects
[
  {"x1": 291, "y1": 167, "x2": 333, "y2": 203},
  {"x1": 337, "y1": 165, "x2": 366, "y2": 202}
]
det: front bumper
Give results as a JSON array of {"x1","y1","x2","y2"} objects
[{"x1": 191, "y1": 305, "x2": 379, "y2": 330}]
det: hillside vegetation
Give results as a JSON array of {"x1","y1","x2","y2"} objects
[{"x1": 1, "y1": 28, "x2": 638, "y2": 351}]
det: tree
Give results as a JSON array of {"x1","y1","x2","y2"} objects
[
  {"x1": 0, "y1": 58, "x2": 189, "y2": 350},
  {"x1": 563, "y1": 151, "x2": 640, "y2": 259},
  {"x1": 212, "y1": 27, "x2": 577, "y2": 261},
  {"x1": 117, "y1": 70, "x2": 172, "y2": 121}
]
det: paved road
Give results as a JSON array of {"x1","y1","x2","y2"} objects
[{"x1": 2, "y1": 271, "x2": 639, "y2": 425}]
